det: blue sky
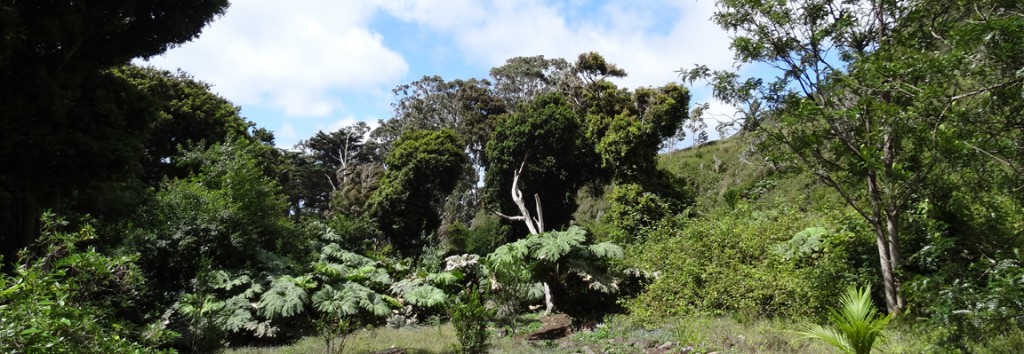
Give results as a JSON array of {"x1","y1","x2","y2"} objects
[{"x1": 143, "y1": 0, "x2": 739, "y2": 149}]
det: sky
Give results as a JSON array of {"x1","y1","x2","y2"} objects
[{"x1": 142, "y1": 0, "x2": 740, "y2": 149}]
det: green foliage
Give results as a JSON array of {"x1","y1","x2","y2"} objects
[
  {"x1": 485, "y1": 226, "x2": 625, "y2": 316},
  {"x1": 774, "y1": 227, "x2": 827, "y2": 262},
  {"x1": 367, "y1": 129, "x2": 467, "y2": 257},
  {"x1": 126, "y1": 137, "x2": 294, "y2": 300},
  {"x1": 0, "y1": 0, "x2": 229, "y2": 272},
  {"x1": 0, "y1": 213, "x2": 160, "y2": 353},
  {"x1": 483, "y1": 93, "x2": 594, "y2": 233},
  {"x1": 593, "y1": 83, "x2": 689, "y2": 181},
  {"x1": 796, "y1": 286, "x2": 892, "y2": 354},
  {"x1": 625, "y1": 202, "x2": 874, "y2": 323},
  {"x1": 115, "y1": 65, "x2": 253, "y2": 186},
  {"x1": 449, "y1": 288, "x2": 494, "y2": 354},
  {"x1": 603, "y1": 183, "x2": 673, "y2": 244},
  {"x1": 288, "y1": 122, "x2": 380, "y2": 216},
  {"x1": 259, "y1": 275, "x2": 314, "y2": 320}
]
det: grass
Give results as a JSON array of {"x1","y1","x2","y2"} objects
[
  {"x1": 223, "y1": 314, "x2": 944, "y2": 354},
  {"x1": 227, "y1": 325, "x2": 458, "y2": 354},
  {"x1": 225, "y1": 322, "x2": 561, "y2": 354}
]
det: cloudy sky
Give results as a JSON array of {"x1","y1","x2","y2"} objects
[{"x1": 142, "y1": 0, "x2": 739, "y2": 148}]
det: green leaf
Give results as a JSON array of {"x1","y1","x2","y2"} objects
[
  {"x1": 588, "y1": 242, "x2": 625, "y2": 260},
  {"x1": 258, "y1": 276, "x2": 309, "y2": 319},
  {"x1": 533, "y1": 226, "x2": 587, "y2": 261},
  {"x1": 405, "y1": 285, "x2": 447, "y2": 307}
]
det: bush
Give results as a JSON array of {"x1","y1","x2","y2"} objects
[
  {"x1": 624, "y1": 201, "x2": 875, "y2": 324},
  {"x1": 449, "y1": 288, "x2": 493, "y2": 354},
  {"x1": 0, "y1": 212, "x2": 163, "y2": 353}
]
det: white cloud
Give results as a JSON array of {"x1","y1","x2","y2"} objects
[
  {"x1": 278, "y1": 122, "x2": 299, "y2": 142},
  {"x1": 378, "y1": 0, "x2": 735, "y2": 90},
  {"x1": 143, "y1": 1, "x2": 408, "y2": 118},
  {"x1": 319, "y1": 116, "x2": 381, "y2": 135}
]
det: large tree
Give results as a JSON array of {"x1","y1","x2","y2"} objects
[
  {"x1": 483, "y1": 93, "x2": 594, "y2": 236},
  {"x1": 366, "y1": 129, "x2": 467, "y2": 257},
  {"x1": 683, "y1": 0, "x2": 1024, "y2": 314},
  {"x1": 115, "y1": 65, "x2": 253, "y2": 186},
  {"x1": 0, "y1": 0, "x2": 229, "y2": 266},
  {"x1": 286, "y1": 123, "x2": 380, "y2": 217}
]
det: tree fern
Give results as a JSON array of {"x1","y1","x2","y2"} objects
[{"x1": 427, "y1": 271, "x2": 462, "y2": 286}]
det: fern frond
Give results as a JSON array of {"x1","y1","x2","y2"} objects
[
  {"x1": 222, "y1": 296, "x2": 255, "y2": 332},
  {"x1": 488, "y1": 241, "x2": 529, "y2": 268}
]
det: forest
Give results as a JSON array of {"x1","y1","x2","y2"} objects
[{"x1": 1, "y1": 0, "x2": 1022, "y2": 353}]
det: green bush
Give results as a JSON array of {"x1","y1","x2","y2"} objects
[
  {"x1": 603, "y1": 183, "x2": 672, "y2": 244},
  {"x1": 449, "y1": 288, "x2": 493, "y2": 354},
  {"x1": 0, "y1": 212, "x2": 164, "y2": 353},
  {"x1": 624, "y1": 201, "x2": 874, "y2": 324}
]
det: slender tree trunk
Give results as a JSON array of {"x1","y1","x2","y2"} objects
[
  {"x1": 871, "y1": 221, "x2": 901, "y2": 314},
  {"x1": 867, "y1": 172, "x2": 903, "y2": 314},
  {"x1": 885, "y1": 207, "x2": 905, "y2": 311}
]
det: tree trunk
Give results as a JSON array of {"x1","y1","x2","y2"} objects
[
  {"x1": 868, "y1": 172, "x2": 903, "y2": 314},
  {"x1": 494, "y1": 157, "x2": 557, "y2": 313},
  {"x1": 885, "y1": 207, "x2": 905, "y2": 311},
  {"x1": 871, "y1": 221, "x2": 901, "y2": 314},
  {"x1": 542, "y1": 282, "x2": 554, "y2": 315}
]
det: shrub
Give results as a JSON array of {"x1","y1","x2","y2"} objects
[
  {"x1": 796, "y1": 286, "x2": 892, "y2": 354},
  {"x1": 0, "y1": 212, "x2": 161, "y2": 353},
  {"x1": 624, "y1": 201, "x2": 874, "y2": 323},
  {"x1": 449, "y1": 288, "x2": 493, "y2": 354}
]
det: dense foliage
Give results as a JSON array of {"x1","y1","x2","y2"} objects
[{"x1": 2, "y1": 0, "x2": 1023, "y2": 352}]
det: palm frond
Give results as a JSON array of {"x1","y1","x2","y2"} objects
[{"x1": 795, "y1": 286, "x2": 892, "y2": 354}]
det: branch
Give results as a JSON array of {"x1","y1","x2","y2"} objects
[
  {"x1": 493, "y1": 211, "x2": 526, "y2": 222},
  {"x1": 533, "y1": 194, "x2": 544, "y2": 234},
  {"x1": 950, "y1": 77, "x2": 1024, "y2": 101},
  {"x1": 325, "y1": 173, "x2": 337, "y2": 191},
  {"x1": 510, "y1": 158, "x2": 539, "y2": 235}
]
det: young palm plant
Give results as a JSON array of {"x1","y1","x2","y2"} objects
[{"x1": 797, "y1": 286, "x2": 893, "y2": 354}]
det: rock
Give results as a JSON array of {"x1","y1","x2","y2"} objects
[
  {"x1": 658, "y1": 341, "x2": 676, "y2": 350},
  {"x1": 582, "y1": 345, "x2": 604, "y2": 354},
  {"x1": 527, "y1": 313, "x2": 573, "y2": 340},
  {"x1": 680, "y1": 345, "x2": 695, "y2": 354},
  {"x1": 372, "y1": 348, "x2": 406, "y2": 354}
]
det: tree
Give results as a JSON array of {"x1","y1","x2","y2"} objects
[
  {"x1": 0, "y1": 0, "x2": 230, "y2": 267},
  {"x1": 114, "y1": 65, "x2": 253, "y2": 186},
  {"x1": 683, "y1": 0, "x2": 1024, "y2": 314},
  {"x1": 366, "y1": 129, "x2": 467, "y2": 257},
  {"x1": 374, "y1": 76, "x2": 506, "y2": 169},
  {"x1": 483, "y1": 93, "x2": 594, "y2": 236},
  {"x1": 286, "y1": 123, "x2": 380, "y2": 216},
  {"x1": 486, "y1": 226, "x2": 624, "y2": 316},
  {"x1": 489, "y1": 55, "x2": 573, "y2": 109}
]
